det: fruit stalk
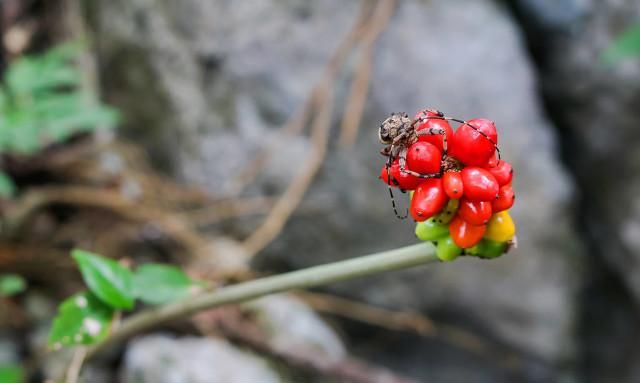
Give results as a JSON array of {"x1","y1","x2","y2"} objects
[{"x1": 86, "y1": 242, "x2": 438, "y2": 359}]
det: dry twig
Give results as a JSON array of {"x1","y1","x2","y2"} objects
[
  {"x1": 221, "y1": 1, "x2": 376, "y2": 197},
  {"x1": 241, "y1": 0, "x2": 396, "y2": 257},
  {"x1": 181, "y1": 196, "x2": 276, "y2": 227},
  {"x1": 64, "y1": 347, "x2": 87, "y2": 383},
  {"x1": 3, "y1": 186, "x2": 210, "y2": 259},
  {"x1": 297, "y1": 292, "x2": 528, "y2": 371},
  {"x1": 297, "y1": 291, "x2": 436, "y2": 335},
  {"x1": 339, "y1": 0, "x2": 396, "y2": 147}
]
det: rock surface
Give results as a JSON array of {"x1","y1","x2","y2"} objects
[
  {"x1": 244, "y1": 294, "x2": 346, "y2": 362},
  {"x1": 512, "y1": 1, "x2": 640, "y2": 382},
  {"x1": 517, "y1": 0, "x2": 640, "y2": 299},
  {"x1": 121, "y1": 335, "x2": 282, "y2": 383},
  {"x1": 86, "y1": 0, "x2": 583, "y2": 381},
  {"x1": 0, "y1": 333, "x2": 19, "y2": 365}
]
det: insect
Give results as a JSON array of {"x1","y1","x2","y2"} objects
[{"x1": 378, "y1": 108, "x2": 500, "y2": 219}]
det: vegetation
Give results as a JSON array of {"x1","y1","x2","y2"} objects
[
  {"x1": 0, "y1": 43, "x2": 119, "y2": 197},
  {"x1": 603, "y1": 23, "x2": 640, "y2": 64}
]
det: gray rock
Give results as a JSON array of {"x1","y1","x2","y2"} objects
[
  {"x1": 0, "y1": 333, "x2": 19, "y2": 364},
  {"x1": 121, "y1": 335, "x2": 282, "y2": 383},
  {"x1": 513, "y1": 0, "x2": 640, "y2": 381},
  {"x1": 525, "y1": 0, "x2": 640, "y2": 298},
  {"x1": 86, "y1": 0, "x2": 583, "y2": 379},
  {"x1": 245, "y1": 294, "x2": 346, "y2": 362},
  {"x1": 515, "y1": 0, "x2": 591, "y2": 31}
]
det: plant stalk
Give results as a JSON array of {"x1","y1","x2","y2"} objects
[{"x1": 86, "y1": 242, "x2": 437, "y2": 359}]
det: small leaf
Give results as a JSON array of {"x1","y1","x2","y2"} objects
[
  {"x1": 71, "y1": 249, "x2": 134, "y2": 310},
  {"x1": 603, "y1": 23, "x2": 640, "y2": 64},
  {"x1": 0, "y1": 364, "x2": 23, "y2": 383},
  {"x1": 0, "y1": 274, "x2": 26, "y2": 296},
  {"x1": 0, "y1": 41, "x2": 118, "y2": 157},
  {"x1": 0, "y1": 172, "x2": 17, "y2": 199},
  {"x1": 133, "y1": 264, "x2": 197, "y2": 305},
  {"x1": 48, "y1": 292, "x2": 113, "y2": 347}
]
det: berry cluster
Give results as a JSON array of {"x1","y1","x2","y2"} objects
[{"x1": 379, "y1": 109, "x2": 516, "y2": 261}]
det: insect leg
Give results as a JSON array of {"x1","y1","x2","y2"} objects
[
  {"x1": 398, "y1": 147, "x2": 441, "y2": 179},
  {"x1": 415, "y1": 126, "x2": 448, "y2": 157},
  {"x1": 385, "y1": 153, "x2": 407, "y2": 219},
  {"x1": 419, "y1": 115, "x2": 501, "y2": 160}
]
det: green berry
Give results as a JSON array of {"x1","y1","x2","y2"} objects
[
  {"x1": 472, "y1": 239, "x2": 508, "y2": 259},
  {"x1": 465, "y1": 243, "x2": 482, "y2": 256},
  {"x1": 436, "y1": 236, "x2": 462, "y2": 262},
  {"x1": 415, "y1": 217, "x2": 449, "y2": 241},
  {"x1": 433, "y1": 198, "x2": 460, "y2": 225}
]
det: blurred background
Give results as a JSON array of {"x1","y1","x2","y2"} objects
[{"x1": 1, "y1": 0, "x2": 639, "y2": 382}]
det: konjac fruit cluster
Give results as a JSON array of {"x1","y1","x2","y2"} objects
[{"x1": 379, "y1": 109, "x2": 516, "y2": 262}]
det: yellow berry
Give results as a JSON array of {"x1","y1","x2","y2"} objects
[{"x1": 484, "y1": 211, "x2": 516, "y2": 242}]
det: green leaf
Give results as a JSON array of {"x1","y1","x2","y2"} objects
[
  {"x1": 6, "y1": 42, "x2": 82, "y2": 95},
  {"x1": 603, "y1": 23, "x2": 640, "y2": 64},
  {"x1": 48, "y1": 292, "x2": 113, "y2": 347},
  {"x1": 71, "y1": 249, "x2": 135, "y2": 310},
  {"x1": 0, "y1": 274, "x2": 26, "y2": 296},
  {"x1": 0, "y1": 364, "x2": 23, "y2": 383},
  {"x1": 0, "y1": 41, "x2": 118, "y2": 157},
  {"x1": 0, "y1": 172, "x2": 16, "y2": 199},
  {"x1": 133, "y1": 264, "x2": 196, "y2": 305}
]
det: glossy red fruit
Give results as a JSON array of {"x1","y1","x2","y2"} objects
[
  {"x1": 458, "y1": 199, "x2": 493, "y2": 225},
  {"x1": 488, "y1": 160, "x2": 513, "y2": 186},
  {"x1": 410, "y1": 179, "x2": 448, "y2": 222},
  {"x1": 449, "y1": 216, "x2": 486, "y2": 248},
  {"x1": 450, "y1": 118, "x2": 498, "y2": 166},
  {"x1": 492, "y1": 184, "x2": 515, "y2": 213},
  {"x1": 484, "y1": 153, "x2": 498, "y2": 168},
  {"x1": 442, "y1": 171, "x2": 464, "y2": 199},
  {"x1": 414, "y1": 110, "x2": 454, "y2": 152},
  {"x1": 406, "y1": 142, "x2": 441, "y2": 175},
  {"x1": 461, "y1": 167, "x2": 499, "y2": 201},
  {"x1": 379, "y1": 160, "x2": 423, "y2": 190}
]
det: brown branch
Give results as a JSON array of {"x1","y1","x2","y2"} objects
[
  {"x1": 64, "y1": 347, "x2": 87, "y2": 383},
  {"x1": 241, "y1": 81, "x2": 334, "y2": 256},
  {"x1": 221, "y1": 93, "x2": 318, "y2": 196},
  {"x1": 222, "y1": 0, "x2": 375, "y2": 197},
  {"x1": 339, "y1": 0, "x2": 396, "y2": 147},
  {"x1": 298, "y1": 290, "x2": 488, "y2": 354},
  {"x1": 181, "y1": 196, "x2": 276, "y2": 227},
  {"x1": 240, "y1": 1, "x2": 390, "y2": 257},
  {"x1": 3, "y1": 186, "x2": 210, "y2": 259},
  {"x1": 297, "y1": 291, "x2": 436, "y2": 335},
  {"x1": 297, "y1": 291, "x2": 526, "y2": 369}
]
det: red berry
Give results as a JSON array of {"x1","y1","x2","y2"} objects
[
  {"x1": 492, "y1": 184, "x2": 515, "y2": 213},
  {"x1": 449, "y1": 216, "x2": 486, "y2": 248},
  {"x1": 488, "y1": 160, "x2": 513, "y2": 186},
  {"x1": 461, "y1": 167, "x2": 499, "y2": 201},
  {"x1": 450, "y1": 118, "x2": 498, "y2": 166},
  {"x1": 414, "y1": 110, "x2": 453, "y2": 152},
  {"x1": 410, "y1": 179, "x2": 448, "y2": 222},
  {"x1": 484, "y1": 153, "x2": 498, "y2": 168},
  {"x1": 442, "y1": 171, "x2": 464, "y2": 199},
  {"x1": 406, "y1": 142, "x2": 441, "y2": 175},
  {"x1": 380, "y1": 159, "x2": 423, "y2": 190},
  {"x1": 458, "y1": 199, "x2": 493, "y2": 225}
]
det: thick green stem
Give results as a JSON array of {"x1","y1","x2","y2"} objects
[{"x1": 86, "y1": 242, "x2": 437, "y2": 359}]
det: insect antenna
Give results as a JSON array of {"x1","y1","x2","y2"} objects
[{"x1": 421, "y1": 115, "x2": 501, "y2": 160}]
